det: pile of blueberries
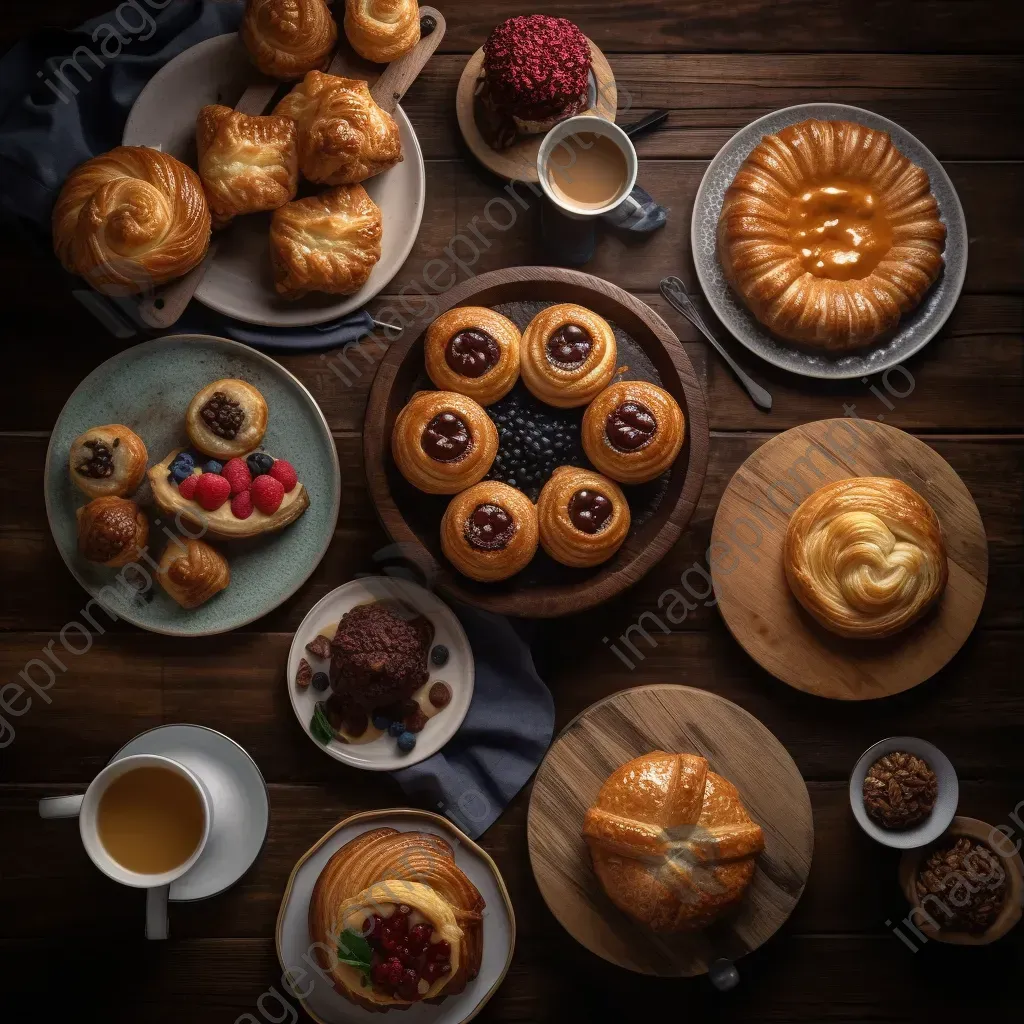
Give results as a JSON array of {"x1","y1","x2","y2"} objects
[{"x1": 167, "y1": 449, "x2": 275, "y2": 484}]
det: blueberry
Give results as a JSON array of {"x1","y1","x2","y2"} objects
[
  {"x1": 247, "y1": 452, "x2": 274, "y2": 476},
  {"x1": 171, "y1": 463, "x2": 194, "y2": 484},
  {"x1": 175, "y1": 451, "x2": 195, "y2": 466},
  {"x1": 431, "y1": 644, "x2": 449, "y2": 667},
  {"x1": 311, "y1": 672, "x2": 329, "y2": 692},
  {"x1": 388, "y1": 720, "x2": 405, "y2": 737},
  {"x1": 203, "y1": 459, "x2": 223, "y2": 475},
  {"x1": 372, "y1": 713, "x2": 391, "y2": 731},
  {"x1": 397, "y1": 731, "x2": 416, "y2": 753}
]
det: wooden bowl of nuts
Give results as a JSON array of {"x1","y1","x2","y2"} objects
[{"x1": 899, "y1": 816, "x2": 1024, "y2": 946}]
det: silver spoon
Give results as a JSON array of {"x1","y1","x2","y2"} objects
[{"x1": 660, "y1": 276, "x2": 772, "y2": 411}]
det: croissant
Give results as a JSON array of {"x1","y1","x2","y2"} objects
[
  {"x1": 274, "y1": 72, "x2": 403, "y2": 185},
  {"x1": 344, "y1": 0, "x2": 420, "y2": 63},
  {"x1": 157, "y1": 539, "x2": 230, "y2": 609},
  {"x1": 308, "y1": 828, "x2": 485, "y2": 1011},
  {"x1": 582, "y1": 752, "x2": 765, "y2": 932},
  {"x1": 784, "y1": 476, "x2": 949, "y2": 638},
  {"x1": 196, "y1": 105, "x2": 298, "y2": 229},
  {"x1": 240, "y1": 0, "x2": 337, "y2": 80},
  {"x1": 76, "y1": 497, "x2": 149, "y2": 567},
  {"x1": 52, "y1": 146, "x2": 210, "y2": 295}
]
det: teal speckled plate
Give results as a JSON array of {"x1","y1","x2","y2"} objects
[{"x1": 45, "y1": 335, "x2": 340, "y2": 635}]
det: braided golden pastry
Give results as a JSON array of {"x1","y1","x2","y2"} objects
[
  {"x1": 52, "y1": 146, "x2": 210, "y2": 295},
  {"x1": 240, "y1": 0, "x2": 337, "y2": 80},
  {"x1": 583, "y1": 752, "x2": 765, "y2": 932},
  {"x1": 425, "y1": 307, "x2": 521, "y2": 406},
  {"x1": 537, "y1": 467, "x2": 630, "y2": 568},
  {"x1": 718, "y1": 119, "x2": 946, "y2": 350},
  {"x1": 76, "y1": 497, "x2": 149, "y2": 567},
  {"x1": 784, "y1": 477, "x2": 949, "y2": 638},
  {"x1": 274, "y1": 72, "x2": 403, "y2": 185},
  {"x1": 392, "y1": 391, "x2": 498, "y2": 494},
  {"x1": 441, "y1": 481, "x2": 538, "y2": 582},
  {"x1": 582, "y1": 380, "x2": 685, "y2": 485},
  {"x1": 344, "y1": 0, "x2": 421, "y2": 63},
  {"x1": 157, "y1": 539, "x2": 230, "y2": 609},
  {"x1": 270, "y1": 185, "x2": 382, "y2": 299},
  {"x1": 68, "y1": 424, "x2": 148, "y2": 500},
  {"x1": 308, "y1": 828, "x2": 484, "y2": 1011},
  {"x1": 196, "y1": 105, "x2": 298, "y2": 229},
  {"x1": 520, "y1": 303, "x2": 618, "y2": 408}
]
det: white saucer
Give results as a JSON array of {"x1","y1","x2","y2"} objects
[
  {"x1": 110, "y1": 724, "x2": 269, "y2": 900},
  {"x1": 287, "y1": 577, "x2": 474, "y2": 771},
  {"x1": 275, "y1": 808, "x2": 515, "y2": 1024}
]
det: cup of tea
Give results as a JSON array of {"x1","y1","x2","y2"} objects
[
  {"x1": 39, "y1": 753, "x2": 211, "y2": 939},
  {"x1": 537, "y1": 115, "x2": 641, "y2": 222}
]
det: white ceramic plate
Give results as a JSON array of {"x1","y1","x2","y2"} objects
[
  {"x1": 287, "y1": 577, "x2": 474, "y2": 770},
  {"x1": 849, "y1": 736, "x2": 959, "y2": 850},
  {"x1": 123, "y1": 33, "x2": 425, "y2": 327},
  {"x1": 691, "y1": 103, "x2": 968, "y2": 380},
  {"x1": 276, "y1": 809, "x2": 514, "y2": 1024}
]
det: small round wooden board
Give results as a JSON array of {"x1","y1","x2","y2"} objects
[
  {"x1": 456, "y1": 40, "x2": 617, "y2": 183},
  {"x1": 527, "y1": 685, "x2": 813, "y2": 976},
  {"x1": 711, "y1": 419, "x2": 988, "y2": 700}
]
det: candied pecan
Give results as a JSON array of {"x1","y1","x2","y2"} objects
[{"x1": 863, "y1": 751, "x2": 938, "y2": 830}]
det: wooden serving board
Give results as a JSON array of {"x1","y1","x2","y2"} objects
[
  {"x1": 526, "y1": 685, "x2": 814, "y2": 977},
  {"x1": 711, "y1": 418, "x2": 988, "y2": 700}
]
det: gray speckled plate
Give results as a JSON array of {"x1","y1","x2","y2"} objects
[
  {"x1": 45, "y1": 335, "x2": 340, "y2": 636},
  {"x1": 692, "y1": 103, "x2": 968, "y2": 380}
]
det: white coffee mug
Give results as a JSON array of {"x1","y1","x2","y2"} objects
[
  {"x1": 537, "y1": 115, "x2": 641, "y2": 221},
  {"x1": 38, "y1": 753, "x2": 211, "y2": 940}
]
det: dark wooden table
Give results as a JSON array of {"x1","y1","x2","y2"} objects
[{"x1": 2, "y1": 3, "x2": 1022, "y2": 1021}]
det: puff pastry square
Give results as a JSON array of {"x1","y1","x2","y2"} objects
[
  {"x1": 270, "y1": 184, "x2": 382, "y2": 299},
  {"x1": 274, "y1": 71, "x2": 403, "y2": 185},
  {"x1": 196, "y1": 105, "x2": 299, "y2": 229}
]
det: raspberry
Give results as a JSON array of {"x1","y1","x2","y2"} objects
[
  {"x1": 194, "y1": 472, "x2": 231, "y2": 511},
  {"x1": 177, "y1": 473, "x2": 199, "y2": 500},
  {"x1": 268, "y1": 459, "x2": 298, "y2": 492},
  {"x1": 231, "y1": 489, "x2": 254, "y2": 519},
  {"x1": 221, "y1": 457, "x2": 251, "y2": 496},
  {"x1": 251, "y1": 474, "x2": 284, "y2": 514}
]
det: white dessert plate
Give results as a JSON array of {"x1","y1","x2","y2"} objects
[
  {"x1": 275, "y1": 808, "x2": 514, "y2": 1024},
  {"x1": 123, "y1": 33, "x2": 425, "y2": 327},
  {"x1": 691, "y1": 102, "x2": 968, "y2": 380},
  {"x1": 287, "y1": 576, "x2": 474, "y2": 770}
]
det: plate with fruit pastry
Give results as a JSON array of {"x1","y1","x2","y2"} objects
[
  {"x1": 276, "y1": 808, "x2": 514, "y2": 1023},
  {"x1": 287, "y1": 576, "x2": 473, "y2": 770},
  {"x1": 45, "y1": 334, "x2": 339, "y2": 636}
]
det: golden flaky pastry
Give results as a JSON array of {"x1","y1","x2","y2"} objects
[
  {"x1": 270, "y1": 185, "x2": 382, "y2": 299},
  {"x1": 52, "y1": 146, "x2": 210, "y2": 295},
  {"x1": 537, "y1": 467, "x2": 630, "y2": 568},
  {"x1": 784, "y1": 476, "x2": 949, "y2": 638},
  {"x1": 308, "y1": 828, "x2": 484, "y2": 1011},
  {"x1": 196, "y1": 105, "x2": 298, "y2": 229},
  {"x1": 185, "y1": 379, "x2": 269, "y2": 459},
  {"x1": 425, "y1": 306, "x2": 521, "y2": 406},
  {"x1": 68, "y1": 424, "x2": 148, "y2": 500},
  {"x1": 157, "y1": 539, "x2": 230, "y2": 609},
  {"x1": 240, "y1": 0, "x2": 337, "y2": 80},
  {"x1": 520, "y1": 303, "x2": 618, "y2": 408},
  {"x1": 274, "y1": 72, "x2": 403, "y2": 185},
  {"x1": 344, "y1": 0, "x2": 421, "y2": 63},
  {"x1": 717, "y1": 119, "x2": 946, "y2": 350},
  {"x1": 76, "y1": 497, "x2": 149, "y2": 567},
  {"x1": 583, "y1": 752, "x2": 765, "y2": 932}
]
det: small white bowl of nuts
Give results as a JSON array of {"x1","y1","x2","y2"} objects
[{"x1": 849, "y1": 736, "x2": 959, "y2": 849}]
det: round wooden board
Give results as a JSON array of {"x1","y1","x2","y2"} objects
[
  {"x1": 456, "y1": 41, "x2": 617, "y2": 183},
  {"x1": 711, "y1": 419, "x2": 988, "y2": 700},
  {"x1": 527, "y1": 685, "x2": 814, "y2": 976}
]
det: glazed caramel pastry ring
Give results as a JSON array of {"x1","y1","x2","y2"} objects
[
  {"x1": 392, "y1": 391, "x2": 498, "y2": 495},
  {"x1": 441, "y1": 481, "x2": 538, "y2": 582},
  {"x1": 784, "y1": 477, "x2": 949, "y2": 639},
  {"x1": 240, "y1": 0, "x2": 337, "y2": 80},
  {"x1": 68, "y1": 424, "x2": 148, "y2": 500},
  {"x1": 520, "y1": 303, "x2": 617, "y2": 408},
  {"x1": 76, "y1": 497, "x2": 149, "y2": 567},
  {"x1": 157, "y1": 539, "x2": 230, "y2": 609},
  {"x1": 582, "y1": 380, "x2": 685, "y2": 485},
  {"x1": 344, "y1": 0, "x2": 421, "y2": 64},
  {"x1": 185, "y1": 379, "x2": 269, "y2": 459},
  {"x1": 537, "y1": 467, "x2": 631, "y2": 568},
  {"x1": 425, "y1": 307, "x2": 521, "y2": 406}
]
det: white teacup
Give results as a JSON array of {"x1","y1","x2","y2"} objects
[{"x1": 38, "y1": 753, "x2": 211, "y2": 939}]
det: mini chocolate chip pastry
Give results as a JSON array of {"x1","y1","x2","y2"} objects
[
  {"x1": 441, "y1": 481, "x2": 538, "y2": 582},
  {"x1": 76, "y1": 496, "x2": 149, "y2": 567},
  {"x1": 537, "y1": 466, "x2": 631, "y2": 568},
  {"x1": 185, "y1": 378, "x2": 269, "y2": 459},
  {"x1": 520, "y1": 303, "x2": 617, "y2": 408},
  {"x1": 582, "y1": 380, "x2": 685, "y2": 484},
  {"x1": 392, "y1": 391, "x2": 498, "y2": 494},
  {"x1": 68, "y1": 424, "x2": 148, "y2": 499},
  {"x1": 425, "y1": 306, "x2": 521, "y2": 406},
  {"x1": 862, "y1": 751, "x2": 938, "y2": 830}
]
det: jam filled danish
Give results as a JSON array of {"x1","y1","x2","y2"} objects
[
  {"x1": 425, "y1": 307, "x2": 521, "y2": 406},
  {"x1": 537, "y1": 467, "x2": 631, "y2": 568},
  {"x1": 185, "y1": 378, "x2": 269, "y2": 460}
]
